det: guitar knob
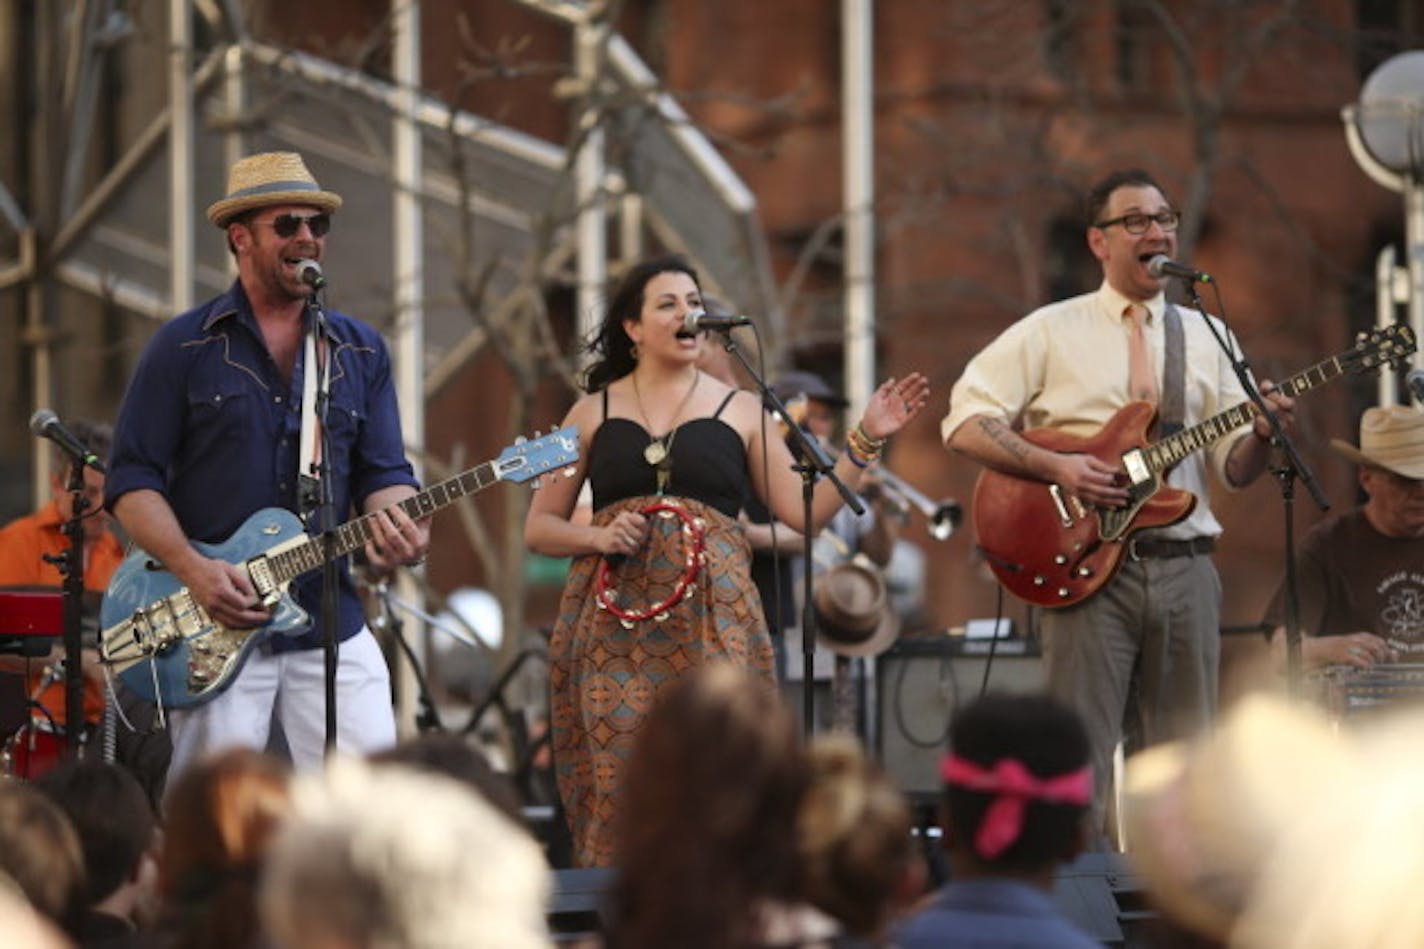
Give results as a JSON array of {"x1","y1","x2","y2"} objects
[
  {"x1": 1053, "y1": 554, "x2": 1068, "y2": 565},
  {"x1": 1032, "y1": 575, "x2": 1046, "y2": 587},
  {"x1": 1077, "y1": 566, "x2": 1093, "y2": 578},
  {"x1": 1057, "y1": 588, "x2": 1071, "y2": 599}
]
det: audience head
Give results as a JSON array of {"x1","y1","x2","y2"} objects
[
  {"x1": 798, "y1": 733, "x2": 919, "y2": 940},
  {"x1": 159, "y1": 748, "x2": 292, "y2": 949},
  {"x1": 942, "y1": 693, "x2": 1091, "y2": 879},
  {"x1": 0, "y1": 874, "x2": 72, "y2": 949},
  {"x1": 369, "y1": 731, "x2": 523, "y2": 823},
  {"x1": 585, "y1": 254, "x2": 701, "y2": 392},
  {"x1": 1125, "y1": 695, "x2": 1356, "y2": 945},
  {"x1": 612, "y1": 663, "x2": 806, "y2": 949},
  {"x1": 35, "y1": 759, "x2": 156, "y2": 910},
  {"x1": 0, "y1": 779, "x2": 85, "y2": 924},
  {"x1": 260, "y1": 756, "x2": 551, "y2": 949}
]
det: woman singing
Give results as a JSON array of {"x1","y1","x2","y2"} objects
[{"x1": 524, "y1": 255, "x2": 928, "y2": 866}]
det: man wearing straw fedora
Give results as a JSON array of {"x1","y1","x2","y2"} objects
[
  {"x1": 1263, "y1": 404, "x2": 1424, "y2": 668},
  {"x1": 105, "y1": 151, "x2": 428, "y2": 786}
]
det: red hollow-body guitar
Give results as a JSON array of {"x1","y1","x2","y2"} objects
[{"x1": 972, "y1": 324, "x2": 1415, "y2": 609}]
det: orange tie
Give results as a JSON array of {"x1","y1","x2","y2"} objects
[{"x1": 1125, "y1": 304, "x2": 1158, "y2": 404}]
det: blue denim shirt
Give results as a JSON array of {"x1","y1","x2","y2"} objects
[{"x1": 105, "y1": 279, "x2": 418, "y2": 651}]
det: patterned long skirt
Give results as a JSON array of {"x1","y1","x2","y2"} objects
[{"x1": 549, "y1": 495, "x2": 775, "y2": 867}]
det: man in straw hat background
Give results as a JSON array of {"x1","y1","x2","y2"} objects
[
  {"x1": 1262, "y1": 404, "x2": 1424, "y2": 668},
  {"x1": 104, "y1": 151, "x2": 428, "y2": 788}
]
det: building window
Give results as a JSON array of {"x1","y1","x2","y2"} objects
[
  {"x1": 1044, "y1": 214, "x2": 1096, "y2": 302},
  {"x1": 1115, "y1": 0, "x2": 1154, "y2": 90},
  {"x1": 1355, "y1": 0, "x2": 1424, "y2": 80},
  {"x1": 1044, "y1": 0, "x2": 1078, "y2": 83}
]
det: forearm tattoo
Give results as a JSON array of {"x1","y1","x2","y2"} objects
[{"x1": 976, "y1": 416, "x2": 1031, "y2": 464}]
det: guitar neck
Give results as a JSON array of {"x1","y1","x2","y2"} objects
[
  {"x1": 266, "y1": 461, "x2": 500, "y2": 585},
  {"x1": 1140, "y1": 352, "x2": 1347, "y2": 474}
]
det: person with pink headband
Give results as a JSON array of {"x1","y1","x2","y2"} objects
[{"x1": 894, "y1": 693, "x2": 1100, "y2": 948}]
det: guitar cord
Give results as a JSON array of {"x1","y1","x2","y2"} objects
[{"x1": 978, "y1": 584, "x2": 1006, "y2": 698}]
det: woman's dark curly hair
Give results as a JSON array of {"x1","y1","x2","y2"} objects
[{"x1": 583, "y1": 254, "x2": 701, "y2": 393}]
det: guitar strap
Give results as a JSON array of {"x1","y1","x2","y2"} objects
[
  {"x1": 298, "y1": 319, "x2": 330, "y2": 517},
  {"x1": 1158, "y1": 303, "x2": 1186, "y2": 437}
]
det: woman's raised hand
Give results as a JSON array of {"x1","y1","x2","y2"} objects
[{"x1": 859, "y1": 372, "x2": 931, "y2": 440}]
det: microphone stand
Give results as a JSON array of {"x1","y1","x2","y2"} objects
[
  {"x1": 1181, "y1": 279, "x2": 1328, "y2": 694},
  {"x1": 55, "y1": 463, "x2": 89, "y2": 758},
  {"x1": 369, "y1": 578, "x2": 444, "y2": 733},
  {"x1": 712, "y1": 329, "x2": 864, "y2": 738},
  {"x1": 303, "y1": 289, "x2": 342, "y2": 754}
]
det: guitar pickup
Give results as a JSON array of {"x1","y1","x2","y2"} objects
[{"x1": 1122, "y1": 448, "x2": 1151, "y2": 485}]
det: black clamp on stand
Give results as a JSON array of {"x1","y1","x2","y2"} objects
[
  {"x1": 710, "y1": 329, "x2": 864, "y2": 738},
  {"x1": 297, "y1": 267, "x2": 343, "y2": 755},
  {"x1": 1178, "y1": 276, "x2": 1328, "y2": 694}
]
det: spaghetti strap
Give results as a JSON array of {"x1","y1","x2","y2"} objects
[
  {"x1": 712, "y1": 388, "x2": 739, "y2": 419},
  {"x1": 601, "y1": 386, "x2": 609, "y2": 422}
]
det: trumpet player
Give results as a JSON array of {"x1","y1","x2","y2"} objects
[{"x1": 745, "y1": 371, "x2": 904, "y2": 674}]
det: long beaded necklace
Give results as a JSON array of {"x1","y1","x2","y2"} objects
[{"x1": 631, "y1": 368, "x2": 700, "y2": 494}]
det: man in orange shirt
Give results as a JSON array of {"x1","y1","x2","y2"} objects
[{"x1": 0, "y1": 419, "x2": 122, "y2": 730}]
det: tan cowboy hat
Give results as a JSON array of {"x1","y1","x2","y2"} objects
[
  {"x1": 206, "y1": 151, "x2": 343, "y2": 228},
  {"x1": 1122, "y1": 695, "x2": 1353, "y2": 943},
  {"x1": 1329, "y1": 405, "x2": 1424, "y2": 479},
  {"x1": 811, "y1": 557, "x2": 900, "y2": 658}
]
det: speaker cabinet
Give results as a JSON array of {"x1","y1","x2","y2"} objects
[{"x1": 876, "y1": 636, "x2": 1046, "y2": 798}]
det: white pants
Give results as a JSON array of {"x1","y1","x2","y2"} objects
[{"x1": 166, "y1": 626, "x2": 396, "y2": 789}]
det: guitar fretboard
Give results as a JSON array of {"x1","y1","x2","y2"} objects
[
  {"x1": 266, "y1": 461, "x2": 500, "y2": 584},
  {"x1": 1139, "y1": 352, "x2": 1347, "y2": 474}
]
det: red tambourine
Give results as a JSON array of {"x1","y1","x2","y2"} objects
[{"x1": 595, "y1": 500, "x2": 708, "y2": 627}]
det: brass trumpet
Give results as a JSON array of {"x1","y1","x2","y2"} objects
[{"x1": 870, "y1": 467, "x2": 962, "y2": 541}]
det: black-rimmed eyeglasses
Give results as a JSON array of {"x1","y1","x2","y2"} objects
[
  {"x1": 256, "y1": 212, "x2": 331, "y2": 239},
  {"x1": 1093, "y1": 210, "x2": 1180, "y2": 235}
]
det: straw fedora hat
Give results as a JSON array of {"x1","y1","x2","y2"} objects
[
  {"x1": 206, "y1": 151, "x2": 343, "y2": 228},
  {"x1": 811, "y1": 556, "x2": 900, "y2": 658},
  {"x1": 1329, "y1": 405, "x2": 1424, "y2": 479}
]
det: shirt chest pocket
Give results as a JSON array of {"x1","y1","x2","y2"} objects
[
  {"x1": 323, "y1": 392, "x2": 367, "y2": 457},
  {"x1": 186, "y1": 382, "x2": 254, "y2": 440}
]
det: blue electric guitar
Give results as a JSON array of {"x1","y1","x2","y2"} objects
[{"x1": 99, "y1": 427, "x2": 579, "y2": 709}]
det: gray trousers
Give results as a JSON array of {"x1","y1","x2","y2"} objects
[{"x1": 1039, "y1": 553, "x2": 1221, "y2": 839}]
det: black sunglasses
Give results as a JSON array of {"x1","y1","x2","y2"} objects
[{"x1": 258, "y1": 212, "x2": 331, "y2": 239}]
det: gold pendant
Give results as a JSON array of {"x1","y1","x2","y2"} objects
[{"x1": 644, "y1": 439, "x2": 668, "y2": 466}]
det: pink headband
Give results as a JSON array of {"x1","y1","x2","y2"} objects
[{"x1": 941, "y1": 755, "x2": 1093, "y2": 860}]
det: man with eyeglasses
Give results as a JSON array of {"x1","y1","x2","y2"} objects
[
  {"x1": 941, "y1": 168, "x2": 1294, "y2": 841},
  {"x1": 105, "y1": 151, "x2": 428, "y2": 791}
]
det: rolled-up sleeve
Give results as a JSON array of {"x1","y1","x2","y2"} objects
[{"x1": 941, "y1": 314, "x2": 1047, "y2": 447}]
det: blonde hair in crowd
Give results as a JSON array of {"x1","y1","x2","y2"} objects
[{"x1": 260, "y1": 757, "x2": 552, "y2": 949}]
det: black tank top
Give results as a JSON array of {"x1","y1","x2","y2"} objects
[{"x1": 589, "y1": 386, "x2": 748, "y2": 519}]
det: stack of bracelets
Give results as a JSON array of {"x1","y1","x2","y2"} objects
[{"x1": 845, "y1": 422, "x2": 885, "y2": 468}]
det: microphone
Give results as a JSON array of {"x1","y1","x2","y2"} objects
[
  {"x1": 295, "y1": 259, "x2": 326, "y2": 291},
  {"x1": 1147, "y1": 254, "x2": 1212, "y2": 284},
  {"x1": 684, "y1": 309, "x2": 753, "y2": 334},
  {"x1": 1406, "y1": 368, "x2": 1424, "y2": 405},
  {"x1": 29, "y1": 409, "x2": 107, "y2": 474}
]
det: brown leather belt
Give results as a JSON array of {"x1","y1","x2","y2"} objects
[{"x1": 1126, "y1": 536, "x2": 1216, "y2": 562}]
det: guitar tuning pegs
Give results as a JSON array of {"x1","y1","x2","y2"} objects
[
  {"x1": 514, "y1": 435, "x2": 528, "y2": 445},
  {"x1": 563, "y1": 466, "x2": 576, "y2": 479},
  {"x1": 531, "y1": 477, "x2": 543, "y2": 490}
]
